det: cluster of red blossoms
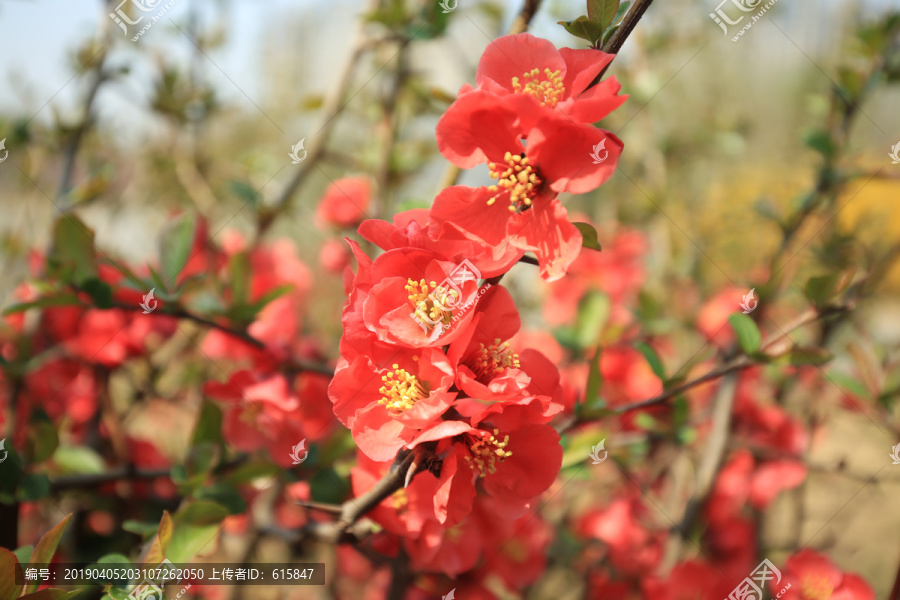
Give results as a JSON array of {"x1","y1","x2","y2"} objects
[{"x1": 327, "y1": 33, "x2": 626, "y2": 580}]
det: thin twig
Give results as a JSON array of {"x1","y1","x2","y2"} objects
[{"x1": 592, "y1": 0, "x2": 655, "y2": 84}]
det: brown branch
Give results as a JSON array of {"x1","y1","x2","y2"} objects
[
  {"x1": 49, "y1": 455, "x2": 249, "y2": 492},
  {"x1": 260, "y1": 0, "x2": 381, "y2": 236},
  {"x1": 103, "y1": 300, "x2": 334, "y2": 376},
  {"x1": 609, "y1": 304, "x2": 850, "y2": 416}
]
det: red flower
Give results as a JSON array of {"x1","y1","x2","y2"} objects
[
  {"x1": 341, "y1": 242, "x2": 484, "y2": 349},
  {"x1": 328, "y1": 346, "x2": 457, "y2": 461},
  {"x1": 409, "y1": 399, "x2": 562, "y2": 526},
  {"x1": 781, "y1": 549, "x2": 874, "y2": 600},
  {"x1": 316, "y1": 176, "x2": 372, "y2": 229},
  {"x1": 433, "y1": 90, "x2": 621, "y2": 280},
  {"x1": 464, "y1": 33, "x2": 627, "y2": 127},
  {"x1": 447, "y1": 285, "x2": 564, "y2": 416},
  {"x1": 358, "y1": 209, "x2": 523, "y2": 279},
  {"x1": 641, "y1": 560, "x2": 734, "y2": 600}
]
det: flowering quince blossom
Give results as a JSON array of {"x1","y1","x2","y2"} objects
[
  {"x1": 316, "y1": 175, "x2": 372, "y2": 229},
  {"x1": 432, "y1": 95, "x2": 622, "y2": 280},
  {"x1": 780, "y1": 549, "x2": 874, "y2": 600}
]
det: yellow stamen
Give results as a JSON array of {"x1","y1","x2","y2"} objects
[
  {"x1": 463, "y1": 429, "x2": 513, "y2": 477},
  {"x1": 405, "y1": 278, "x2": 459, "y2": 333},
  {"x1": 511, "y1": 67, "x2": 565, "y2": 107},
  {"x1": 487, "y1": 151, "x2": 543, "y2": 212},
  {"x1": 470, "y1": 339, "x2": 520, "y2": 382},
  {"x1": 379, "y1": 363, "x2": 428, "y2": 412}
]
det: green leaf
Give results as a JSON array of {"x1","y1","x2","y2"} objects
[
  {"x1": 611, "y1": 0, "x2": 630, "y2": 26},
  {"x1": 574, "y1": 291, "x2": 611, "y2": 349},
  {"x1": 587, "y1": 0, "x2": 620, "y2": 31},
  {"x1": 144, "y1": 511, "x2": 173, "y2": 565},
  {"x1": 583, "y1": 347, "x2": 603, "y2": 413},
  {"x1": 16, "y1": 473, "x2": 50, "y2": 501},
  {"x1": 601, "y1": 24, "x2": 620, "y2": 47},
  {"x1": 557, "y1": 16, "x2": 605, "y2": 44},
  {"x1": 47, "y1": 215, "x2": 98, "y2": 285},
  {"x1": 122, "y1": 520, "x2": 160, "y2": 538},
  {"x1": 94, "y1": 553, "x2": 133, "y2": 568},
  {"x1": 191, "y1": 401, "x2": 223, "y2": 446},
  {"x1": 184, "y1": 442, "x2": 220, "y2": 480},
  {"x1": 80, "y1": 278, "x2": 113, "y2": 309},
  {"x1": 227, "y1": 181, "x2": 260, "y2": 205},
  {"x1": 25, "y1": 420, "x2": 59, "y2": 463},
  {"x1": 26, "y1": 514, "x2": 73, "y2": 593},
  {"x1": 635, "y1": 341, "x2": 665, "y2": 381},
  {"x1": 194, "y1": 483, "x2": 246, "y2": 514},
  {"x1": 309, "y1": 469, "x2": 350, "y2": 505},
  {"x1": 804, "y1": 129, "x2": 836, "y2": 159},
  {"x1": 106, "y1": 586, "x2": 132, "y2": 600},
  {"x1": 52, "y1": 446, "x2": 106, "y2": 475},
  {"x1": 0, "y1": 547, "x2": 24, "y2": 600},
  {"x1": 633, "y1": 412, "x2": 657, "y2": 431},
  {"x1": 728, "y1": 313, "x2": 761, "y2": 354},
  {"x1": 159, "y1": 213, "x2": 197, "y2": 285},
  {"x1": 228, "y1": 252, "x2": 252, "y2": 307},
  {"x1": 573, "y1": 222, "x2": 602, "y2": 252},
  {"x1": 165, "y1": 522, "x2": 219, "y2": 564},
  {"x1": 12, "y1": 546, "x2": 33, "y2": 566},
  {"x1": 3, "y1": 294, "x2": 83, "y2": 316},
  {"x1": 804, "y1": 274, "x2": 840, "y2": 307},
  {"x1": 175, "y1": 501, "x2": 229, "y2": 525},
  {"x1": 780, "y1": 347, "x2": 833, "y2": 366},
  {"x1": 224, "y1": 460, "x2": 281, "y2": 485}
]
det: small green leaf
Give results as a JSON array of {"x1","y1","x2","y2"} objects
[
  {"x1": 633, "y1": 412, "x2": 658, "y2": 431},
  {"x1": 227, "y1": 181, "x2": 260, "y2": 205},
  {"x1": 228, "y1": 252, "x2": 252, "y2": 307},
  {"x1": 309, "y1": 469, "x2": 350, "y2": 505},
  {"x1": 165, "y1": 523, "x2": 219, "y2": 564},
  {"x1": 191, "y1": 401, "x2": 223, "y2": 446},
  {"x1": 557, "y1": 16, "x2": 605, "y2": 44},
  {"x1": 122, "y1": 520, "x2": 160, "y2": 538},
  {"x1": 804, "y1": 274, "x2": 840, "y2": 307},
  {"x1": 611, "y1": 0, "x2": 630, "y2": 26},
  {"x1": 574, "y1": 291, "x2": 611, "y2": 349},
  {"x1": 12, "y1": 546, "x2": 33, "y2": 566},
  {"x1": 0, "y1": 547, "x2": 24, "y2": 600},
  {"x1": 175, "y1": 501, "x2": 229, "y2": 525},
  {"x1": 573, "y1": 222, "x2": 602, "y2": 252},
  {"x1": 3, "y1": 294, "x2": 83, "y2": 316},
  {"x1": 144, "y1": 511, "x2": 173, "y2": 565},
  {"x1": 16, "y1": 473, "x2": 51, "y2": 501},
  {"x1": 80, "y1": 278, "x2": 113, "y2": 309},
  {"x1": 602, "y1": 24, "x2": 620, "y2": 47},
  {"x1": 583, "y1": 347, "x2": 604, "y2": 413},
  {"x1": 47, "y1": 215, "x2": 98, "y2": 285},
  {"x1": 728, "y1": 313, "x2": 762, "y2": 354},
  {"x1": 635, "y1": 341, "x2": 665, "y2": 381},
  {"x1": 26, "y1": 514, "x2": 73, "y2": 593},
  {"x1": 804, "y1": 129, "x2": 836, "y2": 159},
  {"x1": 159, "y1": 213, "x2": 197, "y2": 285},
  {"x1": 194, "y1": 483, "x2": 246, "y2": 514},
  {"x1": 780, "y1": 347, "x2": 833, "y2": 366},
  {"x1": 587, "y1": 0, "x2": 620, "y2": 31},
  {"x1": 52, "y1": 446, "x2": 106, "y2": 475},
  {"x1": 184, "y1": 442, "x2": 220, "y2": 480}
]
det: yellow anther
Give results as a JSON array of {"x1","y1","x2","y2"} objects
[
  {"x1": 378, "y1": 364, "x2": 428, "y2": 412},
  {"x1": 464, "y1": 429, "x2": 513, "y2": 477},
  {"x1": 511, "y1": 68, "x2": 565, "y2": 107}
]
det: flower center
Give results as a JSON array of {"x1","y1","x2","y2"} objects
[
  {"x1": 239, "y1": 402, "x2": 264, "y2": 427},
  {"x1": 801, "y1": 575, "x2": 834, "y2": 600},
  {"x1": 406, "y1": 278, "x2": 459, "y2": 333},
  {"x1": 379, "y1": 361, "x2": 426, "y2": 412},
  {"x1": 391, "y1": 488, "x2": 409, "y2": 511},
  {"x1": 464, "y1": 429, "x2": 513, "y2": 477},
  {"x1": 470, "y1": 339, "x2": 520, "y2": 382},
  {"x1": 487, "y1": 152, "x2": 542, "y2": 213},
  {"x1": 512, "y1": 68, "x2": 564, "y2": 107}
]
